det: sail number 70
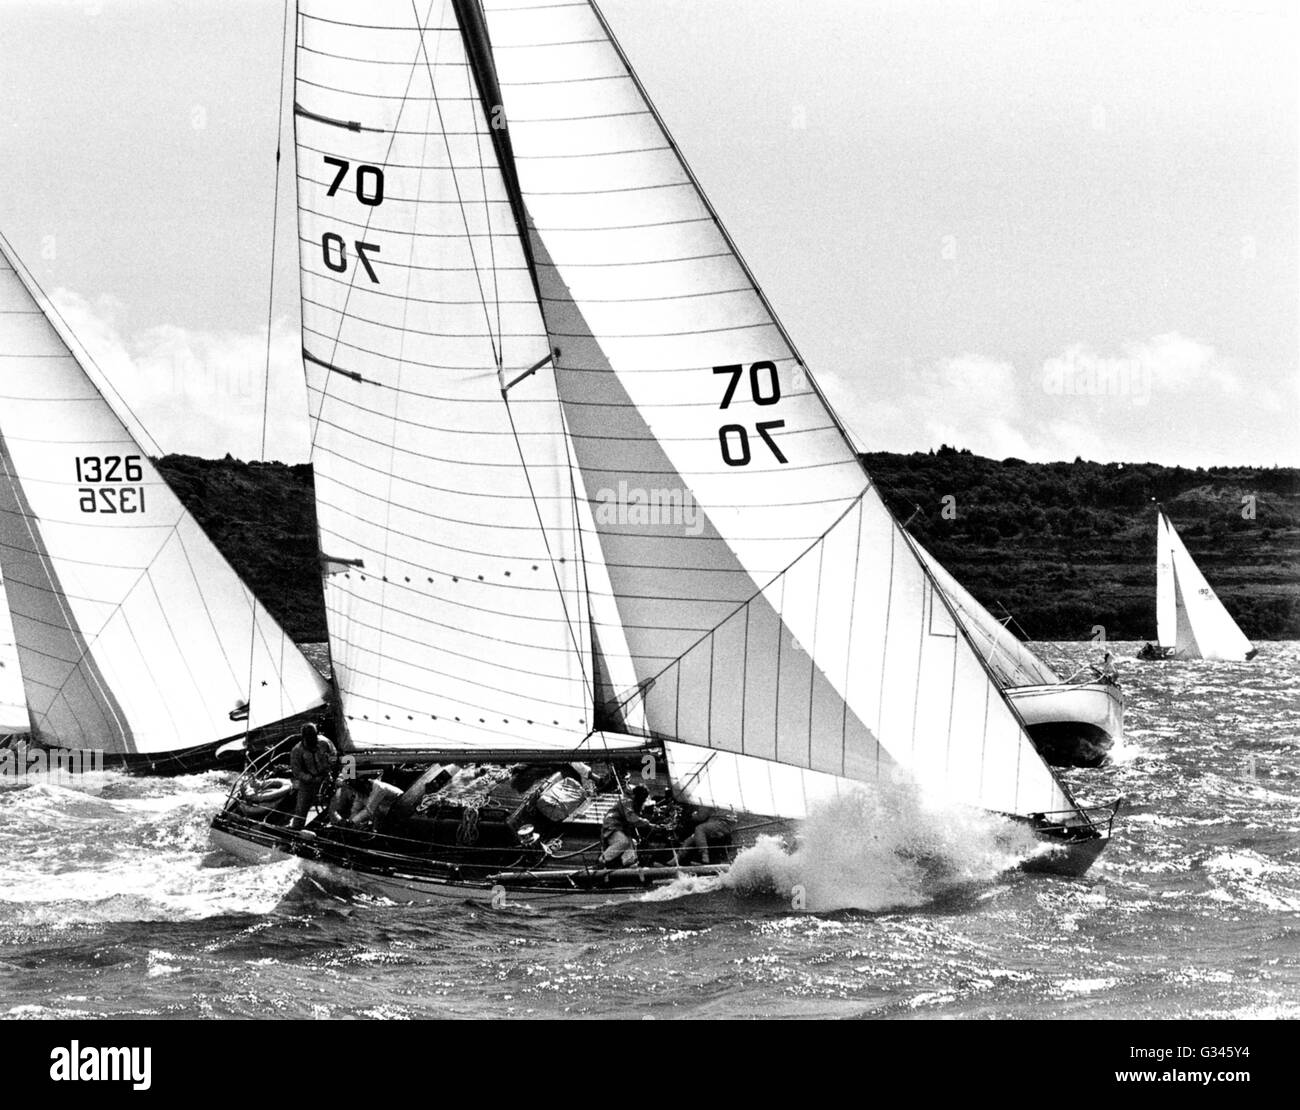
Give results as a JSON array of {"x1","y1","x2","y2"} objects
[
  {"x1": 322, "y1": 233, "x2": 380, "y2": 283},
  {"x1": 713, "y1": 361, "x2": 787, "y2": 466},
  {"x1": 320, "y1": 156, "x2": 384, "y2": 284}
]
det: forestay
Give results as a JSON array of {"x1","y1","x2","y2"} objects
[
  {"x1": 295, "y1": 0, "x2": 604, "y2": 753},
  {"x1": 1157, "y1": 510, "x2": 1253, "y2": 661},
  {"x1": 0, "y1": 237, "x2": 329, "y2": 757},
  {"x1": 479, "y1": 0, "x2": 1074, "y2": 818}
]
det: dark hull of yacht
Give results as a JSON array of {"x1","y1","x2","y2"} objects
[{"x1": 209, "y1": 744, "x2": 1117, "y2": 905}]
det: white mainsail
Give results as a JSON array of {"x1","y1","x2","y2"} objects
[
  {"x1": 295, "y1": 0, "x2": 606, "y2": 753},
  {"x1": 1156, "y1": 509, "x2": 1254, "y2": 661},
  {"x1": 473, "y1": 0, "x2": 1075, "y2": 820},
  {"x1": 0, "y1": 236, "x2": 330, "y2": 759},
  {"x1": 910, "y1": 537, "x2": 1060, "y2": 688}
]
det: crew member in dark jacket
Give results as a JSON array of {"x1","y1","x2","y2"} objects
[
  {"x1": 679, "y1": 806, "x2": 738, "y2": 865},
  {"x1": 289, "y1": 723, "x2": 337, "y2": 828},
  {"x1": 598, "y1": 784, "x2": 653, "y2": 868}
]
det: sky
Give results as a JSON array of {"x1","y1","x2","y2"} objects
[{"x1": 0, "y1": 0, "x2": 1296, "y2": 467}]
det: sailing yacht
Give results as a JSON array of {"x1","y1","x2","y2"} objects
[
  {"x1": 909, "y1": 537, "x2": 1123, "y2": 768},
  {"x1": 1139, "y1": 506, "x2": 1257, "y2": 662},
  {"x1": 0, "y1": 235, "x2": 332, "y2": 772},
  {"x1": 210, "y1": 0, "x2": 1117, "y2": 897}
]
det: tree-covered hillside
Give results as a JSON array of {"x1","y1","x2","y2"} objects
[
  {"x1": 864, "y1": 447, "x2": 1300, "y2": 640},
  {"x1": 155, "y1": 454, "x2": 326, "y2": 643},
  {"x1": 155, "y1": 449, "x2": 1300, "y2": 644}
]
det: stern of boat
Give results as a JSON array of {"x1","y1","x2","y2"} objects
[
  {"x1": 1008, "y1": 682, "x2": 1124, "y2": 768},
  {"x1": 207, "y1": 740, "x2": 310, "y2": 862}
]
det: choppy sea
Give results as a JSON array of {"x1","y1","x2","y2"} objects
[{"x1": 1, "y1": 641, "x2": 1296, "y2": 1020}]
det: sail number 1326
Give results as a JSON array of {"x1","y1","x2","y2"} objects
[
  {"x1": 75, "y1": 455, "x2": 146, "y2": 514},
  {"x1": 714, "y1": 361, "x2": 787, "y2": 466}
]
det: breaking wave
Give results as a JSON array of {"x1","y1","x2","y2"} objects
[
  {"x1": 718, "y1": 783, "x2": 1043, "y2": 912},
  {"x1": 0, "y1": 770, "x2": 299, "y2": 925}
]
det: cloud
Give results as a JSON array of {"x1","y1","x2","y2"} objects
[
  {"x1": 47, "y1": 290, "x2": 311, "y2": 462},
  {"x1": 838, "y1": 332, "x2": 1288, "y2": 466},
  {"x1": 1132, "y1": 332, "x2": 1238, "y2": 393},
  {"x1": 26, "y1": 293, "x2": 1291, "y2": 471},
  {"x1": 848, "y1": 353, "x2": 1036, "y2": 460},
  {"x1": 1041, "y1": 332, "x2": 1238, "y2": 405}
]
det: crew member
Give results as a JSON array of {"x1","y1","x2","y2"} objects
[
  {"x1": 327, "y1": 775, "x2": 401, "y2": 829},
  {"x1": 288, "y1": 723, "x2": 337, "y2": 829},
  {"x1": 1090, "y1": 651, "x2": 1119, "y2": 684},
  {"x1": 679, "y1": 805, "x2": 737, "y2": 865},
  {"x1": 598, "y1": 783, "x2": 654, "y2": 869}
]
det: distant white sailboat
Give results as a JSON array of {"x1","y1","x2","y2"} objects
[
  {"x1": 1141, "y1": 507, "x2": 1256, "y2": 662},
  {"x1": 909, "y1": 536, "x2": 1123, "y2": 767},
  {"x1": 211, "y1": 0, "x2": 1116, "y2": 893},
  {"x1": 0, "y1": 234, "x2": 332, "y2": 771}
]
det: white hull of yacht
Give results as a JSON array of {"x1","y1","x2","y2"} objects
[{"x1": 1006, "y1": 682, "x2": 1123, "y2": 768}]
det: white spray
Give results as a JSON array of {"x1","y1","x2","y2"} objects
[{"x1": 717, "y1": 781, "x2": 1044, "y2": 912}]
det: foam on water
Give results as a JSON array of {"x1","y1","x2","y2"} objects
[
  {"x1": 644, "y1": 782, "x2": 1044, "y2": 912},
  {"x1": 636, "y1": 870, "x2": 725, "y2": 902},
  {"x1": 1, "y1": 641, "x2": 1297, "y2": 1017},
  {"x1": 0, "y1": 768, "x2": 300, "y2": 924}
]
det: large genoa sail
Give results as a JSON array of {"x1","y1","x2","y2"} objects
[
  {"x1": 0, "y1": 237, "x2": 329, "y2": 761},
  {"x1": 1156, "y1": 509, "x2": 1254, "y2": 661},
  {"x1": 910, "y1": 537, "x2": 1060, "y2": 688},
  {"x1": 473, "y1": 0, "x2": 1076, "y2": 820},
  {"x1": 295, "y1": 0, "x2": 622, "y2": 754}
]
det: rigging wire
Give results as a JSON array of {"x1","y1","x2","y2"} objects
[
  {"x1": 441, "y1": 0, "x2": 601, "y2": 733},
  {"x1": 608, "y1": 487, "x2": 869, "y2": 721},
  {"x1": 413, "y1": 0, "x2": 502, "y2": 371},
  {"x1": 304, "y1": 8, "x2": 429, "y2": 455},
  {"x1": 500, "y1": 392, "x2": 598, "y2": 717},
  {"x1": 245, "y1": 0, "x2": 296, "y2": 745}
]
